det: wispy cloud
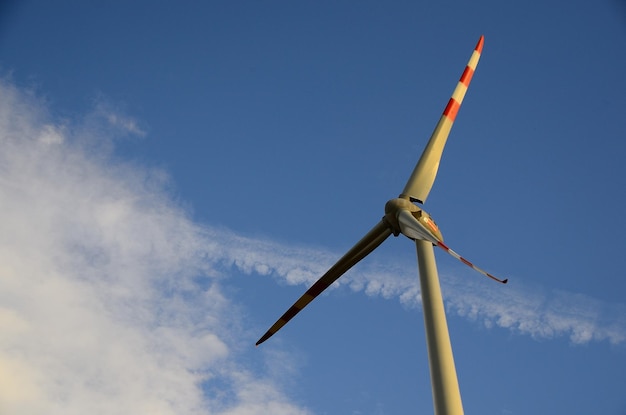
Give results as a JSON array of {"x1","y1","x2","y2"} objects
[
  {"x1": 216, "y1": 228, "x2": 626, "y2": 345},
  {"x1": 443, "y1": 274, "x2": 626, "y2": 344},
  {"x1": 1, "y1": 78, "x2": 623, "y2": 414}
]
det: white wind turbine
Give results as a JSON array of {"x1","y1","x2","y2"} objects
[{"x1": 257, "y1": 36, "x2": 506, "y2": 415}]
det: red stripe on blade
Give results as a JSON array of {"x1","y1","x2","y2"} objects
[
  {"x1": 443, "y1": 98, "x2": 461, "y2": 121},
  {"x1": 459, "y1": 66, "x2": 475, "y2": 86}
]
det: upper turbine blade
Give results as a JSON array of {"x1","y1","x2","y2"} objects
[
  {"x1": 256, "y1": 220, "x2": 392, "y2": 346},
  {"x1": 400, "y1": 36, "x2": 484, "y2": 204}
]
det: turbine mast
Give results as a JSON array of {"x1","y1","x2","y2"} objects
[{"x1": 416, "y1": 239, "x2": 463, "y2": 415}]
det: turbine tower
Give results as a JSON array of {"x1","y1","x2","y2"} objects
[{"x1": 257, "y1": 36, "x2": 506, "y2": 415}]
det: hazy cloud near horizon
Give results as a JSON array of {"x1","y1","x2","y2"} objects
[{"x1": 0, "y1": 80, "x2": 623, "y2": 414}]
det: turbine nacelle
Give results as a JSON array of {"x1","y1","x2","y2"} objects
[{"x1": 384, "y1": 197, "x2": 443, "y2": 245}]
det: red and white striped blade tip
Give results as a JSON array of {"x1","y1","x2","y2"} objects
[{"x1": 437, "y1": 241, "x2": 508, "y2": 284}]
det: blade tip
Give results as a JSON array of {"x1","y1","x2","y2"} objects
[
  {"x1": 476, "y1": 35, "x2": 485, "y2": 54},
  {"x1": 256, "y1": 332, "x2": 271, "y2": 346}
]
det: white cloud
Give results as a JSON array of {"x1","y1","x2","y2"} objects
[
  {"x1": 0, "y1": 79, "x2": 310, "y2": 415},
  {"x1": 103, "y1": 111, "x2": 146, "y2": 137}
]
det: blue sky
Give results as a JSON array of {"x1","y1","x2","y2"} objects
[{"x1": 1, "y1": 1, "x2": 625, "y2": 414}]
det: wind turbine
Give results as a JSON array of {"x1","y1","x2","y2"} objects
[{"x1": 257, "y1": 35, "x2": 506, "y2": 415}]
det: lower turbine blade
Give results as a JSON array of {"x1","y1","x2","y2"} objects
[
  {"x1": 256, "y1": 220, "x2": 392, "y2": 346},
  {"x1": 436, "y1": 241, "x2": 508, "y2": 284}
]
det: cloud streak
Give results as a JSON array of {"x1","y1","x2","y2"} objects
[
  {"x1": 216, "y1": 228, "x2": 626, "y2": 345},
  {"x1": 1, "y1": 78, "x2": 623, "y2": 414}
]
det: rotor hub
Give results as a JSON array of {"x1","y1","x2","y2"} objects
[{"x1": 384, "y1": 198, "x2": 443, "y2": 243}]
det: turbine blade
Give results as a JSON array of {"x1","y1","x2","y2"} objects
[
  {"x1": 436, "y1": 241, "x2": 508, "y2": 284},
  {"x1": 256, "y1": 220, "x2": 392, "y2": 346},
  {"x1": 400, "y1": 36, "x2": 484, "y2": 204}
]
